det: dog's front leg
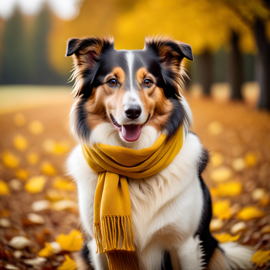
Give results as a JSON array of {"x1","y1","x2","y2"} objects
[{"x1": 177, "y1": 236, "x2": 203, "y2": 270}]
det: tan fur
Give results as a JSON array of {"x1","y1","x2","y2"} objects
[{"x1": 207, "y1": 248, "x2": 231, "y2": 270}]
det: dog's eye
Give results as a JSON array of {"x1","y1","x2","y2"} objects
[
  {"x1": 144, "y1": 79, "x2": 153, "y2": 87},
  {"x1": 107, "y1": 78, "x2": 118, "y2": 87}
]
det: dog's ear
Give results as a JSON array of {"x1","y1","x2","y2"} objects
[
  {"x1": 66, "y1": 37, "x2": 114, "y2": 98},
  {"x1": 144, "y1": 36, "x2": 193, "y2": 70}
]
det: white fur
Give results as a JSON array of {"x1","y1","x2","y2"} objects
[
  {"x1": 67, "y1": 96, "x2": 253, "y2": 270},
  {"x1": 68, "y1": 128, "x2": 205, "y2": 270}
]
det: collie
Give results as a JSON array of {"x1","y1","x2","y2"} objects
[{"x1": 66, "y1": 36, "x2": 253, "y2": 270}]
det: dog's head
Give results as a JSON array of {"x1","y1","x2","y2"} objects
[{"x1": 67, "y1": 36, "x2": 193, "y2": 146}]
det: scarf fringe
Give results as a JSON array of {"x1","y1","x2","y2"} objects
[
  {"x1": 94, "y1": 215, "x2": 135, "y2": 254},
  {"x1": 107, "y1": 251, "x2": 139, "y2": 270}
]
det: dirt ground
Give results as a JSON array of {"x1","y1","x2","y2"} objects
[{"x1": 0, "y1": 91, "x2": 269, "y2": 269}]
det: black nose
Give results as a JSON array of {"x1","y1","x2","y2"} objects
[{"x1": 125, "y1": 106, "x2": 142, "y2": 120}]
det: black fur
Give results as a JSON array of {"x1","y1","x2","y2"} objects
[
  {"x1": 75, "y1": 98, "x2": 91, "y2": 141},
  {"x1": 165, "y1": 99, "x2": 187, "y2": 140},
  {"x1": 191, "y1": 132, "x2": 218, "y2": 266}
]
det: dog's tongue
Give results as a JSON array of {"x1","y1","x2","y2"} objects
[{"x1": 121, "y1": 125, "x2": 141, "y2": 142}]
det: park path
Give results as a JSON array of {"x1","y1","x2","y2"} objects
[{"x1": 0, "y1": 92, "x2": 269, "y2": 269}]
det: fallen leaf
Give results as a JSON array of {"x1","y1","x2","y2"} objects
[
  {"x1": 9, "y1": 236, "x2": 32, "y2": 249},
  {"x1": 13, "y1": 250, "x2": 23, "y2": 259},
  {"x1": 245, "y1": 152, "x2": 257, "y2": 167},
  {"x1": 56, "y1": 230, "x2": 83, "y2": 252},
  {"x1": 32, "y1": 200, "x2": 51, "y2": 212},
  {"x1": 210, "y1": 219, "x2": 223, "y2": 232},
  {"x1": 252, "y1": 188, "x2": 267, "y2": 201},
  {"x1": 43, "y1": 139, "x2": 70, "y2": 155},
  {"x1": 41, "y1": 162, "x2": 57, "y2": 176},
  {"x1": 23, "y1": 257, "x2": 46, "y2": 266},
  {"x1": 230, "y1": 222, "x2": 247, "y2": 234},
  {"x1": 0, "y1": 218, "x2": 11, "y2": 228},
  {"x1": 213, "y1": 200, "x2": 231, "y2": 220},
  {"x1": 260, "y1": 194, "x2": 270, "y2": 207},
  {"x1": 29, "y1": 121, "x2": 44, "y2": 134},
  {"x1": 27, "y1": 213, "x2": 45, "y2": 224},
  {"x1": 210, "y1": 167, "x2": 233, "y2": 182},
  {"x1": 27, "y1": 152, "x2": 39, "y2": 165},
  {"x1": 15, "y1": 169, "x2": 29, "y2": 181},
  {"x1": 237, "y1": 206, "x2": 266, "y2": 220},
  {"x1": 252, "y1": 249, "x2": 270, "y2": 267},
  {"x1": 214, "y1": 233, "x2": 240, "y2": 243},
  {"x1": 57, "y1": 255, "x2": 77, "y2": 270},
  {"x1": 53, "y1": 177, "x2": 76, "y2": 191},
  {"x1": 52, "y1": 200, "x2": 76, "y2": 211},
  {"x1": 14, "y1": 113, "x2": 26, "y2": 126},
  {"x1": 39, "y1": 242, "x2": 61, "y2": 257},
  {"x1": 0, "y1": 180, "x2": 10, "y2": 195},
  {"x1": 46, "y1": 189, "x2": 64, "y2": 201},
  {"x1": 210, "y1": 181, "x2": 242, "y2": 197},
  {"x1": 5, "y1": 264, "x2": 19, "y2": 270},
  {"x1": 2, "y1": 152, "x2": 20, "y2": 168},
  {"x1": 208, "y1": 121, "x2": 223, "y2": 135},
  {"x1": 25, "y1": 176, "x2": 46, "y2": 194},
  {"x1": 211, "y1": 153, "x2": 224, "y2": 167},
  {"x1": 261, "y1": 225, "x2": 270, "y2": 235},
  {"x1": 13, "y1": 135, "x2": 28, "y2": 151},
  {"x1": 232, "y1": 158, "x2": 245, "y2": 172}
]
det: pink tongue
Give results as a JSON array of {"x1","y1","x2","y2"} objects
[{"x1": 121, "y1": 125, "x2": 141, "y2": 142}]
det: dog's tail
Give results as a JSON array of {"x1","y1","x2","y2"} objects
[{"x1": 208, "y1": 242, "x2": 254, "y2": 270}]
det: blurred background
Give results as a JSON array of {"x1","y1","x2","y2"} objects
[
  {"x1": 0, "y1": 0, "x2": 269, "y2": 109},
  {"x1": 0, "y1": 1, "x2": 270, "y2": 269}
]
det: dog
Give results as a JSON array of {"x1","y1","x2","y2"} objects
[{"x1": 66, "y1": 36, "x2": 253, "y2": 270}]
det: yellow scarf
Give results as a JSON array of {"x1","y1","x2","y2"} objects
[{"x1": 82, "y1": 125, "x2": 184, "y2": 270}]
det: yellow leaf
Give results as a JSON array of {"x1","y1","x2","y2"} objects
[
  {"x1": 14, "y1": 135, "x2": 28, "y2": 151},
  {"x1": 252, "y1": 250, "x2": 270, "y2": 267},
  {"x1": 41, "y1": 162, "x2": 57, "y2": 176},
  {"x1": 210, "y1": 181, "x2": 242, "y2": 197},
  {"x1": 43, "y1": 140, "x2": 70, "y2": 155},
  {"x1": 15, "y1": 169, "x2": 29, "y2": 181},
  {"x1": 14, "y1": 113, "x2": 26, "y2": 126},
  {"x1": 25, "y1": 176, "x2": 46, "y2": 194},
  {"x1": 57, "y1": 255, "x2": 77, "y2": 270},
  {"x1": 0, "y1": 180, "x2": 10, "y2": 195},
  {"x1": 237, "y1": 206, "x2": 266, "y2": 220},
  {"x1": 27, "y1": 153, "x2": 39, "y2": 165},
  {"x1": 214, "y1": 233, "x2": 240, "y2": 243},
  {"x1": 53, "y1": 141, "x2": 70, "y2": 155},
  {"x1": 46, "y1": 189, "x2": 63, "y2": 202},
  {"x1": 245, "y1": 152, "x2": 257, "y2": 167},
  {"x1": 208, "y1": 121, "x2": 223, "y2": 135},
  {"x1": 38, "y1": 243, "x2": 54, "y2": 257},
  {"x1": 210, "y1": 167, "x2": 233, "y2": 182},
  {"x1": 211, "y1": 153, "x2": 224, "y2": 167},
  {"x1": 56, "y1": 230, "x2": 83, "y2": 252},
  {"x1": 53, "y1": 177, "x2": 76, "y2": 191},
  {"x1": 51, "y1": 200, "x2": 76, "y2": 211},
  {"x1": 2, "y1": 152, "x2": 20, "y2": 168},
  {"x1": 213, "y1": 200, "x2": 231, "y2": 220},
  {"x1": 29, "y1": 121, "x2": 44, "y2": 135},
  {"x1": 232, "y1": 158, "x2": 245, "y2": 172}
]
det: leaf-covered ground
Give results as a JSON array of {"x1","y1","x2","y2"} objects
[{"x1": 0, "y1": 91, "x2": 269, "y2": 269}]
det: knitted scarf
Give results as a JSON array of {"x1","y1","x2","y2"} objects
[{"x1": 82, "y1": 125, "x2": 184, "y2": 270}]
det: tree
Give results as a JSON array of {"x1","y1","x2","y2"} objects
[
  {"x1": 0, "y1": 6, "x2": 30, "y2": 84},
  {"x1": 219, "y1": 0, "x2": 270, "y2": 109},
  {"x1": 227, "y1": 31, "x2": 244, "y2": 100}
]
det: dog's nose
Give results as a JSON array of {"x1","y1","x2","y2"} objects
[{"x1": 125, "y1": 106, "x2": 142, "y2": 120}]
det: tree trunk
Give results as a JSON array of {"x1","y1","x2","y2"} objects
[
  {"x1": 254, "y1": 18, "x2": 270, "y2": 110},
  {"x1": 198, "y1": 50, "x2": 213, "y2": 95},
  {"x1": 227, "y1": 31, "x2": 244, "y2": 100}
]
